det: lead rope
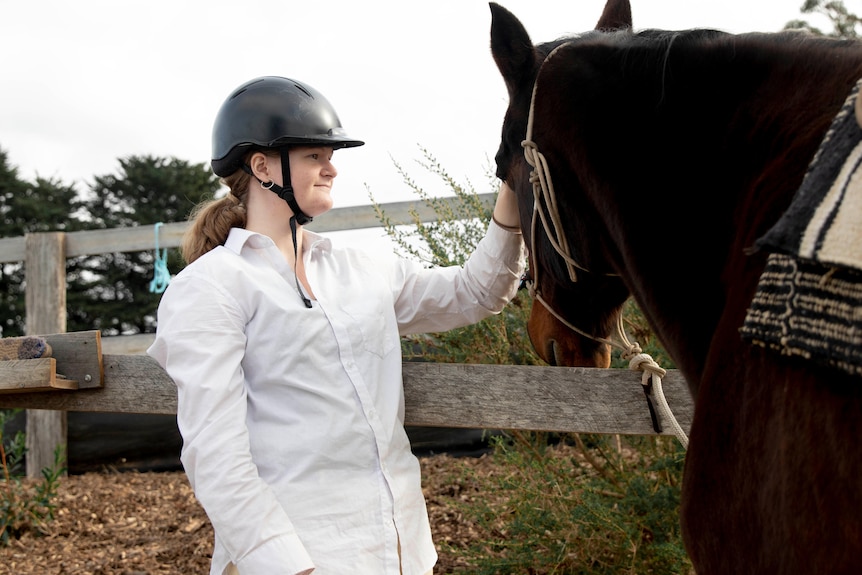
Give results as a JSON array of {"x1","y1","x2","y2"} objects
[
  {"x1": 615, "y1": 321, "x2": 690, "y2": 449},
  {"x1": 520, "y1": 46, "x2": 688, "y2": 449},
  {"x1": 529, "y1": 287, "x2": 689, "y2": 449}
]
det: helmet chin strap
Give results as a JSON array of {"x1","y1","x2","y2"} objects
[
  {"x1": 243, "y1": 148, "x2": 313, "y2": 225},
  {"x1": 242, "y1": 148, "x2": 313, "y2": 308}
]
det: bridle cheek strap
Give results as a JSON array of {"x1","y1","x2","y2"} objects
[{"x1": 519, "y1": 42, "x2": 689, "y2": 449}]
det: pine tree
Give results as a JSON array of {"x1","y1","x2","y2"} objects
[
  {"x1": 0, "y1": 148, "x2": 82, "y2": 336},
  {"x1": 70, "y1": 155, "x2": 220, "y2": 335}
]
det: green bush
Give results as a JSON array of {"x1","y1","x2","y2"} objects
[
  {"x1": 0, "y1": 409, "x2": 65, "y2": 545},
  {"x1": 371, "y1": 147, "x2": 542, "y2": 367},
  {"x1": 442, "y1": 433, "x2": 690, "y2": 574}
]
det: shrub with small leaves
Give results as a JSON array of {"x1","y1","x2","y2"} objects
[
  {"x1": 0, "y1": 409, "x2": 66, "y2": 545},
  {"x1": 371, "y1": 148, "x2": 542, "y2": 367},
  {"x1": 445, "y1": 432, "x2": 692, "y2": 575}
]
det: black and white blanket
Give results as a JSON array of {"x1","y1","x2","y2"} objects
[{"x1": 741, "y1": 78, "x2": 862, "y2": 376}]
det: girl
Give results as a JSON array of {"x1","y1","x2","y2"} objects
[{"x1": 148, "y1": 75, "x2": 524, "y2": 575}]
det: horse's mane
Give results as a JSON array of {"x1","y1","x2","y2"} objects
[
  {"x1": 536, "y1": 26, "x2": 862, "y2": 145},
  {"x1": 539, "y1": 27, "x2": 862, "y2": 84}
]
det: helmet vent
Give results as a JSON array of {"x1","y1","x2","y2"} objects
[{"x1": 293, "y1": 82, "x2": 313, "y2": 98}]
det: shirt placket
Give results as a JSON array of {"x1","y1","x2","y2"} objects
[{"x1": 316, "y1": 296, "x2": 404, "y2": 573}]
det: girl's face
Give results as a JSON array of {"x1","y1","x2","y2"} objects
[{"x1": 288, "y1": 146, "x2": 337, "y2": 218}]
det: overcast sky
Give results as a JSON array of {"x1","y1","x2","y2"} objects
[{"x1": 1, "y1": 0, "x2": 817, "y2": 222}]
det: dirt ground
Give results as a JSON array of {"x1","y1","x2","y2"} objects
[{"x1": 0, "y1": 453, "x2": 499, "y2": 575}]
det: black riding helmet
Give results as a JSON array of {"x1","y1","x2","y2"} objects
[{"x1": 211, "y1": 75, "x2": 364, "y2": 177}]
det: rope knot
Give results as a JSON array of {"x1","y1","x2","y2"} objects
[
  {"x1": 629, "y1": 351, "x2": 688, "y2": 449},
  {"x1": 628, "y1": 352, "x2": 668, "y2": 380},
  {"x1": 619, "y1": 341, "x2": 643, "y2": 362},
  {"x1": 522, "y1": 139, "x2": 539, "y2": 168}
]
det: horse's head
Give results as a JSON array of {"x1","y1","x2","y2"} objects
[{"x1": 489, "y1": 0, "x2": 632, "y2": 367}]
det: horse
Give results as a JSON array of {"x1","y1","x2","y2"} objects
[{"x1": 489, "y1": 1, "x2": 862, "y2": 573}]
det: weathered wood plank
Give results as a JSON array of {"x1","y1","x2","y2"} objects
[
  {"x1": 0, "y1": 358, "x2": 55, "y2": 389},
  {"x1": 25, "y1": 233, "x2": 66, "y2": 334},
  {"x1": 101, "y1": 333, "x2": 155, "y2": 355},
  {"x1": 0, "y1": 355, "x2": 174, "y2": 414},
  {"x1": 0, "y1": 195, "x2": 496, "y2": 263},
  {"x1": 0, "y1": 236, "x2": 25, "y2": 264},
  {"x1": 0, "y1": 359, "x2": 77, "y2": 393},
  {"x1": 403, "y1": 363, "x2": 692, "y2": 436},
  {"x1": 0, "y1": 358, "x2": 693, "y2": 436},
  {"x1": 0, "y1": 335, "x2": 53, "y2": 361},
  {"x1": 24, "y1": 232, "x2": 67, "y2": 478},
  {"x1": 43, "y1": 331, "x2": 103, "y2": 389},
  {"x1": 63, "y1": 223, "x2": 187, "y2": 260}
]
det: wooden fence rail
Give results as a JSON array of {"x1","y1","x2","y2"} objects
[
  {"x1": 0, "y1": 195, "x2": 497, "y2": 263},
  {"x1": 0, "y1": 353, "x2": 693, "y2": 436},
  {"x1": 0, "y1": 194, "x2": 694, "y2": 477}
]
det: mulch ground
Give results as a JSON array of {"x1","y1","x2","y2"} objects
[{"x1": 0, "y1": 453, "x2": 501, "y2": 575}]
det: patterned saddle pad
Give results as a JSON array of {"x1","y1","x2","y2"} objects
[{"x1": 740, "y1": 78, "x2": 862, "y2": 376}]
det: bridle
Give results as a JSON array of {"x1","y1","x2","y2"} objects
[{"x1": 517, "y1": 42, "x2": 689, "y2": 448}]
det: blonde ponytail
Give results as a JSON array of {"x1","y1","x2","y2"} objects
[{"x1": 181, "y1": 170, "x2": 250, "y2": 264}]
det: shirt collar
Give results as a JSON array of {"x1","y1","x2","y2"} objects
[{"x1": 224, "y1": 227, "x2": 333, "y2": 256}]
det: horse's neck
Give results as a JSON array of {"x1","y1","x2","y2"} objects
[{"x1": 647, "y1": 35, "x2": 862, "y2": 385}]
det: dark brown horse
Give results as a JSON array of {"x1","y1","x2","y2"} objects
[{"x1": 489, "y1": 1, "x2": 862, "y2": 573}]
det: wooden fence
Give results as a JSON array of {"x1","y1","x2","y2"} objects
[{"x1": 0, "y1": 195, "x2": 694, "y2": 477}]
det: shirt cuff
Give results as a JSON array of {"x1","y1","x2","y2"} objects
[
  {"x1": 234, "y1": 533, "x2": 314, "y2": 575},
  {"x1": 483, "y1": 217, "x2": 527, "y2": 272}
]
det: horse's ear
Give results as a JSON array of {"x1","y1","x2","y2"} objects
[
  {"x1": 595, "y1": 0, "x2": 632, "y2": 31},
  {"x1": 489, "y1": 2, "x2": 537, "y2": 96}
]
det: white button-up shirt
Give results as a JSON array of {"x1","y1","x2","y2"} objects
[{"x1": 147, "y1": 221, "x2": 524, "y2": 575}]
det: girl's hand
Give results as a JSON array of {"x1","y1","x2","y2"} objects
[{"x1": 492, "y1": 181, "x2": 521, "y2": 232}]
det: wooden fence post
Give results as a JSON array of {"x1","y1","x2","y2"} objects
[{"x1": 24, "y1": 232, "x2": 67, "y2": 478}]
